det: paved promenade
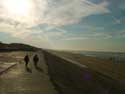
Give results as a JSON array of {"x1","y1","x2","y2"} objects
[
  {"x1": 0, "y1": 53, "x2": 58, "y2": 94},
  {"x1": 0, "y1": 62, "x2": 16, "y2": 75}
]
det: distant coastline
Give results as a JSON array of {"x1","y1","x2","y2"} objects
[{"x1": 72, "y1": 51, "x2": 125, "y2": 63}]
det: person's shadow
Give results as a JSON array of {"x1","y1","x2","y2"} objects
[
  {"x1": 26, "y1": 67, "x2": 32, "y2": 73},
  {"x1": 35, "y1": 66, "x2": 43, "y2": 73}
]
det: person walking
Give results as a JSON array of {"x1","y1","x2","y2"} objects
[
  {"x1": 33, "y1": 54, "x2": 39, "y2": 68},
  {"x1": 24, "y1": 54, "x2": 29, "y2": 68}
]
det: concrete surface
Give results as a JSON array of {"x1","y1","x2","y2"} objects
[
  {"x1": 0, "y1": 52, "x2": 58, "y2": 94},
  {"x1": 0, "y1": 62, "x2": 16, "y2": 75}
]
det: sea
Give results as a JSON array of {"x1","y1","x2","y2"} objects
[{"x1": 73, "y1": 51, "x2": 125, "y2": 63}]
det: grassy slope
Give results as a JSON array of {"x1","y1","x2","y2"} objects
[{"x1": 49, "y1": 50, "x2": 125, "y2": 83}]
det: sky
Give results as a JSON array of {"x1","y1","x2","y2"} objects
[{"x1": 0, "y1": 0, "x2": 125, "y2": 52}]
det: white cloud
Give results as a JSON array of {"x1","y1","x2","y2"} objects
[
  {"x1": 0, "y1": 0, "x2": 110, "y2": 48},
  {"x1": 111, "y1": 16, "x2": 121, "y2": 24},
  {"x1": 59, "y1": 28, "x2": 125, "y2": 41},
  {"x1": 0, "y1": 0, "x2": 110, "y2": 27},
  {"x1": 38, "y1": 0, "x2": 109, "y2": 25},
  {"x1": 0, "y1": 0, "x2": 110, "y2": 34},
  {"x1": 62, "y1": 37, "x2": 89, "y2": 40}
]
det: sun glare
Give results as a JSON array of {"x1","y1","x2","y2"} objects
[{"x1": 3, "y1": 0, "x2": 31, "y2": 16}]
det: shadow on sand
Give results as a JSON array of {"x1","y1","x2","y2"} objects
[
  {"x1": 35, "y1": 66, "x2": 43, "y2": 73},
  {"x1": 26, "y1": 67, "x2": 32, "y2": 73}
]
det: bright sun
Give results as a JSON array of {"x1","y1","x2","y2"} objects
[{"x1": 3, "y1": 0, "x2": 31, "y2": 16}]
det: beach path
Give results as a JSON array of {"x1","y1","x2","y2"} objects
[{"x1": 0, "y1": 52, "x2": 57, "y2": 94}]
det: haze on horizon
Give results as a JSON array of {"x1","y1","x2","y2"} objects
[{"x1": 0, "y1": 0, "x2": 125, "y2": 52}]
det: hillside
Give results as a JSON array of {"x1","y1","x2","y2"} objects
[{"x1": 0, "y1": 42, "x2": 39, "y2": 51}]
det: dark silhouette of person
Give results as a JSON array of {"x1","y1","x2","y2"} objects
[
  {"x1": 33, "y1": 54, "x2": 39, "y2": 68},
  {"x1": 24, "y1": 54, "x2": 29, "y2": 68}
]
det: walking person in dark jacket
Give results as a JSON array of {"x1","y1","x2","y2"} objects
[
  {"x1": 33, "y1": 54, "x2": 39, "y2": 68},
  {"x1": 24, "y1": 54, "x2": 29, "y2": 68}
]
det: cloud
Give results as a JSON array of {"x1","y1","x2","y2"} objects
[
  {"x1": 0, "y1": 0, "x2": 108, "y2": 37},
  {"x1": 0, "y1": 22, "x2": 53, "y2": 48},
  {"x1": 36, "y1": 0, "x2": 109, "y2": 26},
  {"x1": 106, "y1": 30, "x2": 125, "y2": 38},
  {"x1": 0, "y1": 0, "x2": 110, "y2": 37},
  {"x1": 0, "y1": 0, "x2": 110, "y2": 28},
  {"x1": 111, "y1": 15, "x2": 121, "y2": 24},
  {"x1": 59, "y1": 27, "x2": 125, "y2": 41},
  {"x1": 62, "y1": 37, "x2": 89, "y2": 40}
]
